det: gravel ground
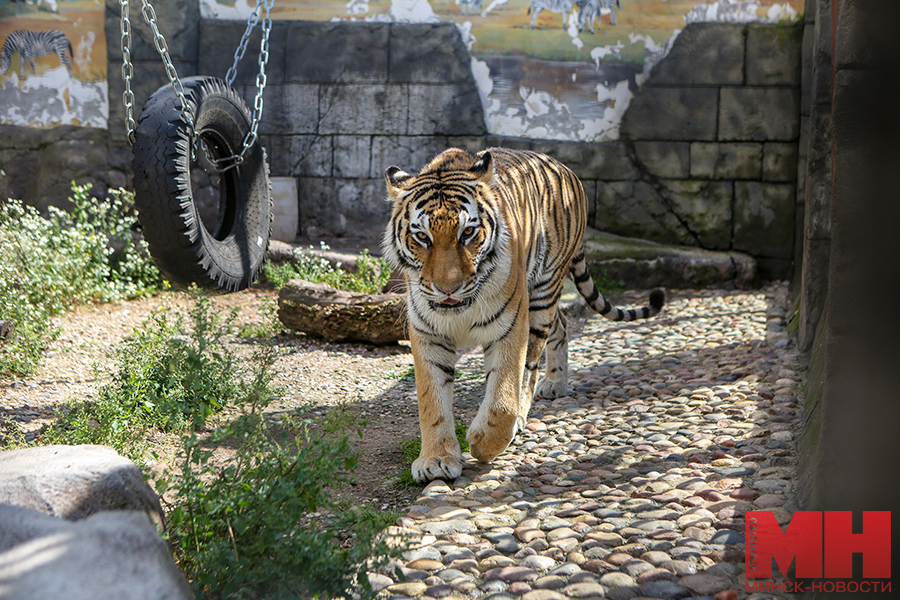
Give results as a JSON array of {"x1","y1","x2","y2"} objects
[
  {"x1": 371, "y1": 282, "x2": 801, "y2": 600},
  {"x1": 0, "y1": 282, "x2": 801, "y2": 600}
]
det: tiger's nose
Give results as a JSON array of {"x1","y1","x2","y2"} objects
[{"x1": 436, "y1": 283, "x2": 461, "y2": 295}]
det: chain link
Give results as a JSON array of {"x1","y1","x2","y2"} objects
[
  {"x1": 119, "y1": 0, "x2": 272, "y2": 169},
  {"x1": 120, "y1": 0, "x2": 136, "y2": 144},
  {"x1": 140, "y1": 0, "x2": 195, "y2": 132},
  {"x1": 225, "y1": 0, "x2": 264, "y2": 87},
  {"x1": 213, "y1": 0, "x2": 274, "y2": 171}
]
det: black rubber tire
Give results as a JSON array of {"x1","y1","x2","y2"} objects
[{"x1": 132, "y1": 76, "x2": 272, "y2": 292}]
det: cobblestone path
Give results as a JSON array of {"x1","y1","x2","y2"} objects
[{"x1": 371, "y1": 282, "x2": 801, "y2": 600}]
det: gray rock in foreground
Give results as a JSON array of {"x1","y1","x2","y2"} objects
[
  {"x1": 0, "y1": 445, "x2": 166, "y2": 531},
  {"x1": 0, "y1": 504, "x2": 192, "y2": 600}
]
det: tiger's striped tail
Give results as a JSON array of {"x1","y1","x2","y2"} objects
[{"x1": 570, "y1": 251, "x2": 665, "y2": 321}]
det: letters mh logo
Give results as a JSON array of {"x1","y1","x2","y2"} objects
[{"x1": 746, "y1": 511, "x2": 891, "y2": 580}]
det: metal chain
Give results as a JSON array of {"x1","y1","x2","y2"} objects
[
  {"x1": 120, "y1": 0, "x2": 136, "y2": 144},
  {"x1": 225, "y1": 0, "x2": 264, "y2": 87},
  {"x1": 140, "y1": 0, "x2": 195, "y2": 132},
  {"x1": 213, "y1": 0, "x2": 274, "y2": 171},
  {"x1": 120, "y1": 0, "x2": 272, "y2": 171}
]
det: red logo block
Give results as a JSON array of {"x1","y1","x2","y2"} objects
[{"x1": 746, "y1": 511, "x2": 891, "y2": 579}]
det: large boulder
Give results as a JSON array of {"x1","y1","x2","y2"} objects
[
  {"x1": 0, "y1": 504, "x2": 192, "y2": 600},
  {"x1": 0, "y1": 445, "x2": 165, "y2": 531},
  {"x1": 278, "y1": 279, "x2": 407, "y2": 344}
]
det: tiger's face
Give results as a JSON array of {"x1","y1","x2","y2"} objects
[{"x1": 382, "y1": 151, "x2": 503, "y2": 313}]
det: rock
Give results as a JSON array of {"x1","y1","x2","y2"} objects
[
  {"x1": 519, "y1": 554, "x2": 557, "y2": 571},
  {"x1": 709, "y1": 529, "x2": 744, "y2": 546},
  {"x1": 581, "y1": 228, "x2": 757, "y2": 289},
  {"x1": 522, "y1": 590, "x2": 567, "y2": 600},
  {"x1": 367, "y1": 572, "x2": 394, "y2": 591},
  {"x1": 0, "y1": 504, "x2": 191, "y2": 600},
  {"x1": 406, "y1": 558, "x2": 444, "y2": 571},
  {"x1": 600, "y1": 571, "x2": 637, "y2": 588},
  {"x1": 387, "y1": 580, "x2": 429, "y2": 596},
  {"x1": 753, "y1": 478, "x2": 791, "y2": 494},
  {"x1": 678, "y1": 573, "x2": 734, "y2": 595},
  {"x1": 0, "y1": 445, "x2": 165, "y2": 531},
  {"x1": 639, "y1": 579, "x2": 692, "y2": 600},
  {"x1": 753, "y1": 494, "x2": 785, "y2": 508},
  {"x1": 278, "y1": 279, "x2": 406, "y2": 344},
  {"x1": 562, "y1": 581, "x2": 607, "y2": 598},
  {"x1": 418, "y1": 519, "x2": 477, "y2": 536}
]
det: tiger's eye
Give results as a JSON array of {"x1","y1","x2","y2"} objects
[
  {"x1": 414, "y1": 232, "x2": 429, "y2": 242},
  {"x1": 463, "y1": 226, "x2": 475, "y2": 237}
]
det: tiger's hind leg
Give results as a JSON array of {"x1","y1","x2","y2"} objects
[{"x1": 535, "y1": 311, "x2": 569, "y2": 399}]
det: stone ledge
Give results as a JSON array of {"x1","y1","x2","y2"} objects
[{"x1": 581, "y1": 229, "x2": 758, "y2": 290}]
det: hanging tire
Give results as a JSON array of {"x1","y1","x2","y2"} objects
[{"x1": 132, "y1": 76, "x2": 272, "y2": 293}]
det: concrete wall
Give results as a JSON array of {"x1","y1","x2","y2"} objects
[{"x1": 794, "y1": 3, "x2": 900, "y2": 589}]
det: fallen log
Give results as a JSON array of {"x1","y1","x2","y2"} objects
[{"x1": 277, "y1": 279, "x2": 407, "y2": 345}]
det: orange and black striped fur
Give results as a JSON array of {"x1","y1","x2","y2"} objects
[{"x1": 383, "y1": 148, "x2": 664, "y2": 483}]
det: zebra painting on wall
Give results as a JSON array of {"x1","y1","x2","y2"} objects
[
  {"x1": 528, "y1": 0, "x2": 576, "y2": 29},
  {"x1": 459, "y1": 0, "x2": 483, "y2": 16},
  {"x1": 0, "y1": 29, "x2": 73, "y2": 78},
  {"x1": 576, "y1": 0, "x2": 621, "y2": 33}
]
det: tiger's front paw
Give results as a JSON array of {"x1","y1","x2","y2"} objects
[
  {"x1": 467, "y1": 413, "x2": 516, "y2": 463},
  {"x1": 411, "y1": 453, "x2": 464, "y2": 483}
]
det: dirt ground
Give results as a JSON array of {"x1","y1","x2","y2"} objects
[{"x1": 0, "y1": 285, "x2": 490, "y2": 513}]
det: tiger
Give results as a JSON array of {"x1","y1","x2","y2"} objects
[{"x1": 382, "y1": 148, "x2": 665, "y2": 483}]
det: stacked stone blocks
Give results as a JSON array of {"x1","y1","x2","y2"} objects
[
  {"x1": 616, "y1": 23, "x2": 803, "y2": 279},
  {"x1": 198, "y1": 20, "x2": 485, "y2": 241}
]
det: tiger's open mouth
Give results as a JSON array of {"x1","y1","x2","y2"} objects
[{"x1": 430, "y1": 297, "x2": 473, "y2": 310}]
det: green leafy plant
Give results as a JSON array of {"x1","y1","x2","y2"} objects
[
  {"x1": 385, "y1": 366, "x2": 416, "y2": 382},
  {"x1": 162, "y1": 405, "x2": 395, "y2": 600},
  {"x1": 263, "y1": 243, "x2": 391, "y2": 294},
  {"x1": 593, "y1": 270, "x2": 625, "y2": 296},
  {"x1": 42, "y1": 290, "x2": 276, "y2": 459},
  {"x1": 0, "y1": 183, "x2": 165, "y2": 376}
]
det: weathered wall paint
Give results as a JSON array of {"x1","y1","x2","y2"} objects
[
  {"x1": 0, "y1": 0, "x2": 108, "y2": 128},
  {"x1": 202, "y1": 0, "x2": 803, "y2": 141}
]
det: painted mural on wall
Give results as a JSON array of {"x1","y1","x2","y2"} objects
[
  {"x1": 0, "y1": 0, "x2": 107, "y2": 128},
  {"x1": 202, "y1": 0, "x2": 803, "y2": 142}
]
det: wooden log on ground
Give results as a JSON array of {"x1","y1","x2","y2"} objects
[{"x1": 277, "y1": 280, "x2": 407, "y2": 344}]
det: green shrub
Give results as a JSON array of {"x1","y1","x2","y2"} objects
[
  {"x1": 162, "y1": 407, "x2": 395, "y2": 600},
  {"x1": 42, "y1": 290, "x2": 274, "y2": 459},
  {"x1": 264, "y1": 243, "x2": 390, "y2": 294},
  {"x1": 0, "y1": 182, "x2": 165, "y2": 376}
]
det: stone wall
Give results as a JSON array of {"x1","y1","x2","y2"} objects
[
  {"x1": 259, "y1": 20, "x2": 803, "y2": 281},
  {"x1": 199, "y1": 20, "x2": 485, "y2": 242},
  {"x1": 615, "y1": 23, "x2": 802, "y2": 280},
  {"x1": 456, "y1": 23, "x2": 802, "y2": 280},
  {"x1": 0, "y1": 0, "x2": 200, "y2": 212},
  {"x1": 0, "y1": 6, "x2": 802, "y2": 281}
]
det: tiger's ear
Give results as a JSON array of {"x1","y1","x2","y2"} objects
[
  {"x1": 470, "y1": 151, "x2": 493, "y2": 184},
  {"x1": 385, "y1": 166, "x2": 414, "y2": 196}
]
